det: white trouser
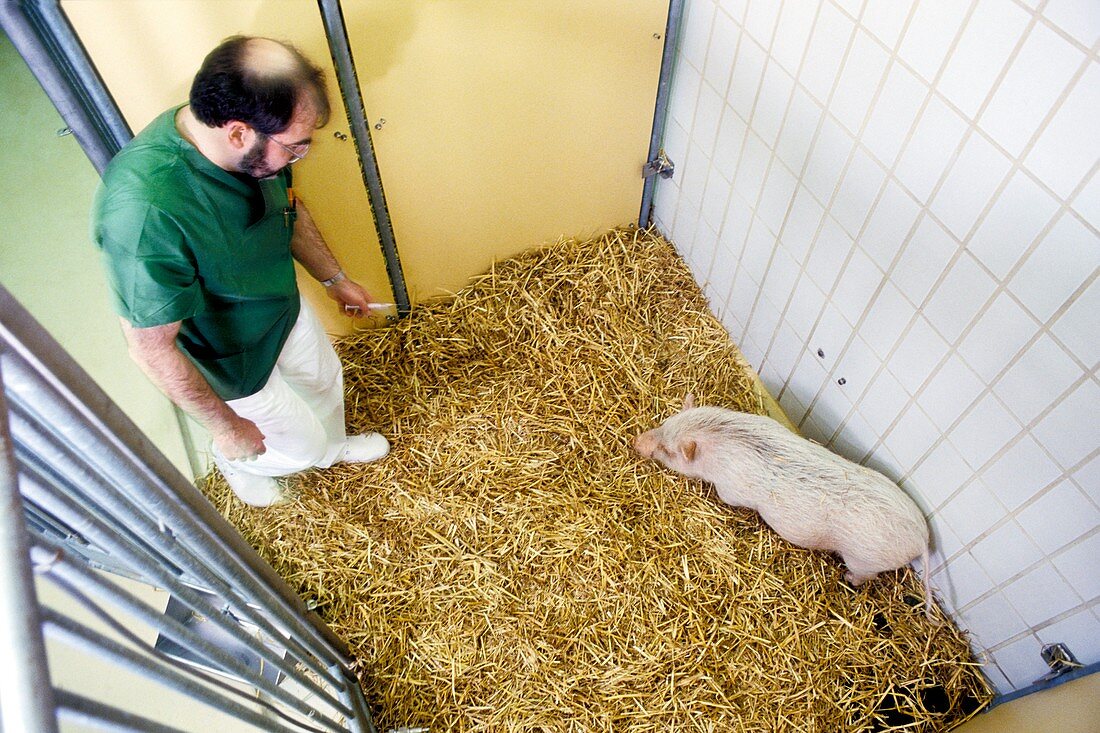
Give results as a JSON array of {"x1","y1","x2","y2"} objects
[{"x1": 217, "y1": 297, "x2": 347, "y2": 477}]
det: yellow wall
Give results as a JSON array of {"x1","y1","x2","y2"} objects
[
  {"x1": 345, "y1": 0, "x2": 669, "y2": 302},
  {"x1": 954, "y1": 674, "x2": 1100, "y2": 733}
]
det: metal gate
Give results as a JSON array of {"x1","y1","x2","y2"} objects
[{"x1": 0, "y1": 285, "x2": 379, "y2": 732}]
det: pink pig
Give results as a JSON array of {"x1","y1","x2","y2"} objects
[{"x1": 635, "y1": 396, "x2": 934, "y2": 617}]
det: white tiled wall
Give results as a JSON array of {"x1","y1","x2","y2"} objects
[{"x1": 652, "y1": 0, "x2": 1099, "y2": 695}]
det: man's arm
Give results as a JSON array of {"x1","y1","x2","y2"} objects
[
  {"x1": 119, "y1": 318, "x2": 266, "y2": 461},
  {"x1": 290, "y1": 198, "x2": 376, "y2": 317}
]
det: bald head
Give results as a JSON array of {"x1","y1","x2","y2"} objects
[
  {"x1": 243, "y1": 37, "x2": 298, "y2": 76},
  {"x1": 190, "y1": 35, "x2": 330, "y2": 134}
]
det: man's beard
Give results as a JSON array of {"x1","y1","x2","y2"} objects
[{"x1": 239, "y1": 136, "x2": 278, "y2": 179}]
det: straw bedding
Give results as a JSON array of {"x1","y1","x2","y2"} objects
[{"x1": 204, "y1": 227, "x2": 991, "y2": 731}]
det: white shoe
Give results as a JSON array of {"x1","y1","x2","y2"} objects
[
  {"x1": 337, "y1": 432, "x2": 390, "y2": 463},
  {"x1": 213, "y1": 453, "x2": 285, "y2": 507}
]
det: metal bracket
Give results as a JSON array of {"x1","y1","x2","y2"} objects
[
  {"x1": 643, "y1": 149, "x2": 675, "y2": 179},
  {"x1": 1034, "y1": 642, "x2": 1082, "y2": 684}
]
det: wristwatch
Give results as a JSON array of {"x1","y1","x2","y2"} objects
[{"x1": 320, "y1": 269, "x2": 346, "y2": 288}]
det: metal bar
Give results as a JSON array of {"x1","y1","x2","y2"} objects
[
  {"x1": 14, "y1": 416, "x2": 184, "y2": 573},
  {"x1": 0, "y1": 0, "x2": 128, "y2": 174},
  {"x1": 53, "y1": 688, "x2": 193, "y2": 733},
  {"x1": 28, "y1": 0, "x2": 132, "y2": 149},
  {"x1": 638, "y1": 0, "x2": 686, "y2": 227},
  {"x1": 41, "y1": 608, "x2": 315, "y2": 733},
  {"x1": 12, "y1": 406, "x2": 346, "y2": 691},
  {"x1": 31, "y1": 541, "x2": 350, "y2": 733},
  {"x1": 317, "y1": 0, "x2": 411, "y2": 315},
  {"x1": 19, "y1": 468, "x2": 351, "y2": 718},
  {"x1": 1, "y1": 348, "x2": 350, "y2": 673},
  {"x1": 23, "y1": 493, "x2": 161, "y2": 585},
  {"x1": 49, "y1": 563, "x2": 353, "y2": 733},
  {"x1": 333, "y1": 663, "x2": 379, "y2": 733},
  {"x1": 0, "y1": 357, "x2": 60, "y2": 733},
  {"x1": 0, "y1": 285, "x2": 353, "y2": 665}
]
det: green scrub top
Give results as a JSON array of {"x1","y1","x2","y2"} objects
[{"x1": 92, "y1": 107, "x2": 300, "y2": 400}]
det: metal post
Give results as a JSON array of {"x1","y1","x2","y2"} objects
[
  {"x1": 0, "y1": 356, "x2": 60, "y2": 733},
  {"x1": 638, "y1": 0, "x2": 686, "y2": 227},
  {"x1": 0, "y1": 0, "x2": 131, "y2": 174},
  {"x1": 317, "y1": 0, "x2": 410, "y2": 315},
  {"x1": 2, "y1": 348, "x2": 351, "y2": 669}
]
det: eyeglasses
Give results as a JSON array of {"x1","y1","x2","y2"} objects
[{"x1": 265, "y1": 134, "x2": 311, "y2": 163}]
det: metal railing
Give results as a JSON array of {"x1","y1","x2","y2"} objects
[{"x1": 0, "y1": 284, "x2": 378, "y2": 733}]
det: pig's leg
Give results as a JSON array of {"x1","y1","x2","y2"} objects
[
  {"x1": 843, "y1": 558, "x2": 880, "y2": 587},
  {"x1": 844, "y1": 570, "x2": 877, "y2": 586}
]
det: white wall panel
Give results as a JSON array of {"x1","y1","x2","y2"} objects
[{"x1": 654, "y1": 0, "x2": 1100, "y2": 695}]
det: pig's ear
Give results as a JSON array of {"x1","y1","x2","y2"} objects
[
  {"x1": 680, "y1": 440, "x2": 697, "y2": 462},
  {"x1": 683, "y1": 393, "x2": 695, "y2": 411}
]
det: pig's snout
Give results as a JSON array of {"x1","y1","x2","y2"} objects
[{"x1": 634, "y1": 430, "x2": 658, "y2": 458}]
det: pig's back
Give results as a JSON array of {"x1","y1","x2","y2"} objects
[{"x1": 693, "y1": 409, "x2": 928, "y2": 557}]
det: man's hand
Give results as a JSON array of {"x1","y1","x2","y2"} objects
[
  {"x1": 119, "y1": 318, "x2": 266, "y2": 460},
  {"x1": 287, "y1": 197, "x2": 381, "y2": 318},
  {"x1": 212, "y1": 414, "x2": 267, "y2": 461},
  {"x1": 325, "y1": 277, "x2": 375, "y2": 318}
]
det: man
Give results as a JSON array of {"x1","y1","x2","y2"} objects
[{"x1": 93, "y1": 36, "x2": 389, "y2": 507}]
